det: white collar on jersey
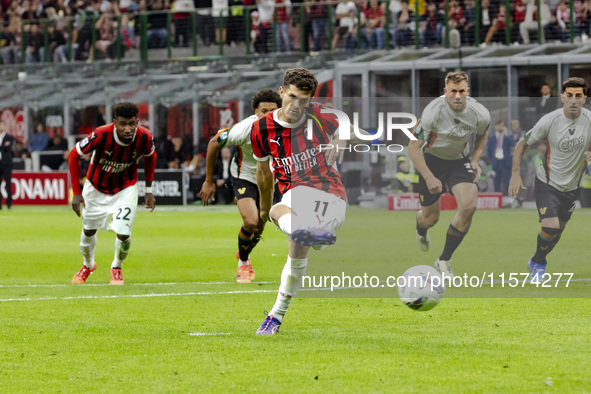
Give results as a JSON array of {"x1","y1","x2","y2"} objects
[
  {"x1": 273, "y1": 109, "x2": 307, "y2": 129},
  {"x1": 113, "y1": 125, "x2": 137, "y2": 146}
]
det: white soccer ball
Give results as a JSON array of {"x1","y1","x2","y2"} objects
[{"x1": 398, "y1": 265, "x2": 445, "y2": 311}]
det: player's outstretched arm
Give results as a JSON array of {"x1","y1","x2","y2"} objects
[
  {"x1": 408, "y1": 139, "x2": 442, "y2": 194},
  {"x1": 144, "y1": 151, "x2": 157, "y2": 212},
  {"x1": 199, "y1": 136, "x2": 221, "y2": 206},
  {"x1": 471, "y1": 130, "x2": 488, "y2": 183},
  {"x1": 256, "y1": 159, "x2": 274, "y2": 223},
  {"x1": 68, "y1": 148, "x2": 84, "y2": 217},
  {"x1": 508, "y1": 139, "x2": 528, "y2": 198}
]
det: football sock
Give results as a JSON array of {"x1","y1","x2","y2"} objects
[
  {"x1": 112, "y1": 238, "x2": 131, "y2": 268},
  {"x1": 80, "y1": 231, "x2": 97, "y2": 269},
  {"x1": 416, "y1": 219, "x2": 428, "y2": 237},
  {"x1": 269, "y1": 257, "x2": 308, "y2": 322},
  {"x1": 238, "y1": 227, "x2": 254, "y2": 263},
  {"x1": 532, "y1": 227, "x2": 562, "y2": 265},
  {"x1": 277, "y1": 214, "x2": 293, "y2": 236},
  {"x1": 439, "y1": 224, "x2": 466, "y2": 261}
]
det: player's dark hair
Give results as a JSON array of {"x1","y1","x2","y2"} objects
[
  {"x1": 113, "y1": 102, "x2": 139, "y2": 119},
  {"x1": 445, "y1": 71, "x2": 469, "y2": 86},
  {"x1": 561, "y1": 77, "x2": 588, "y2": 94},
  {"x1": 252, "y1": 89, "x2": 282, "y2": 111},
  {"x1": 283, "y1": 68, "x2": 318, "y2": 95}
]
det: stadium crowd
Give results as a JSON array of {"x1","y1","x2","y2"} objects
[{"x1": 2, "y1": 0, "x2": 591, "y2": 63}]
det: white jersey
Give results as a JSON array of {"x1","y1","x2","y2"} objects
[
  {"x1": 416, "y1": 96, "x2": 491, "y2": 160},
  {"x1": 525, "y1": 108, "x2": 591, "y2": 192},
  {"x1": 216, "y1": 114, "x2": 259, "y2": 185}
]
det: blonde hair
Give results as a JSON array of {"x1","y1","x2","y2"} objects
[{"x1": 445, "y1": 71, "x2": 469, "y2": 86}]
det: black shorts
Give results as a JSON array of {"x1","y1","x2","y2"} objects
[
  {"x1": 534, "y1": 178, "x2": 580, "y2": 223},
  {"x1": 417, "y1": 154, "x2": 476, "y2": 206},
  {"x1": 231, "y1": 176, "x2": 259, "y2": 206}
]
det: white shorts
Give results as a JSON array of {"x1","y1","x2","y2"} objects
[
  {"x1": 274, "y1": 186, "x2": 347, "y2": 235},
  {"x1": 82, "y1": 182, "x2": 139, "y2": 236}
]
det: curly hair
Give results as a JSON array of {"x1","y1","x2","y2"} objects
[
  {"x1": 113, "y1": 102, "x2": 139, "y2": 120},
  {"x1": 562, "y1": 77, "x2": 588, "y2": 94},
  {"x1": 252, "y1": 89, "x2": 282, "y2": 111},
  {"x1": 283, "y1": 68, "x2": 318, "y2": 95},
  {"x1": 445, "y1": 71, "x2": 469, "y2": 87}
]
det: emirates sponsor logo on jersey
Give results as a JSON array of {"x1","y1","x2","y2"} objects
[
  {"x1": 274, "y1": 146, "x2": 320, "y2": 174},
  {"x1": 559, "y1": 136, "x2": 585, "y2": 152},
  {"x1": 99, "y1": 158, "x2": 134, "y2": 173}
]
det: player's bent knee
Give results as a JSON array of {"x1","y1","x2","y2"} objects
[
  {"x1": 117, "y1": 234, "x2": 130, "y2": 242},
  {"x1": 459, "y1": 203, "x2": 477, "y2": 217},
  {"x1": 243, "y1": 217, "x2": 259, "y2": 232},
  {"x1": 422, "y1": 213, "x2": 439, "y2": 227}
]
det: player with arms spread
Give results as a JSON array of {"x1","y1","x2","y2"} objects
[
  {"x1": 69, "y1": 102, "x2": 156, "y2": 285},
  {"x1": 251, "y1": 68, "x2": 352, "y2": 335},
  {"x1": 509, "y1": 77, "x2": 591, "y2": 282},
  {"x1": 200, "y1": 89, "x2": 282, "y2": 283},
  {"x1": 409, "y1": 71, "x2": 490, "y2": 278}
]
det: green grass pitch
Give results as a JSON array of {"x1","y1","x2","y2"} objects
[{"x1": 1, "y1": 205, "x2": 590, "y2": 392}]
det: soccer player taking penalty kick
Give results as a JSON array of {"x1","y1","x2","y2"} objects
[
  {"x1": 409, "y1": 71, "x2": 490, "y2": 278},
  {"x1": 509, "y1": 77, "x2": 591, "y2": 282},
  {"x1": 69, "y1": 102, "x2": 156, "y2": 285},
  {"x1": 200, "y1": 89, "x2": 282, "y2": 284}
]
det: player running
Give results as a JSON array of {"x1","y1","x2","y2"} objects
[
  {"x1": 409, "y1": 71, "x2": 490, "y2": 278},
  {"x1": 199, "y1": 89, "x2": 282, "y2": 284},
  {"x1": 69, "y1": 102, "x2": 156, "y2": 285},
  {"x1": 251, "y1": 68, "x2": 356, "y2": 335},
  {"x1": 509, "y1": 77, "x2": 591, "y2": 282}
]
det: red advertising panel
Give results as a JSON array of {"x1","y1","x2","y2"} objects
[
  {"x1": 1, "y1": 172, "x2": 69, "y2": 205},
  {"x1": 388, "y1": 193, "x2": 502, "y2": 211}
]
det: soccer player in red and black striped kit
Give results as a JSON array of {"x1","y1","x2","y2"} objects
[
  {"x1": 252, "y1": 68, "x2": 352, "y2": 335},
  {"x1": 69, "y1": 102, "x2": 157, "y2": 285}
]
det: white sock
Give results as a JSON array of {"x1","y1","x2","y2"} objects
[
  {"x1": 80, "y1": 231, "x2": 97, "y2": 269},
  {"x1": 277, "y1": 214, "x2": 293, "y2": 236},
  {"x1": 112, "y1": 238, "x2": 131, "y2": 268},
  {"x1": 269, "y1": 257, "x2": 308, "y2": 322},
  {"x1": 238, "y1": 256, "x2": 250, "y2": 267}
]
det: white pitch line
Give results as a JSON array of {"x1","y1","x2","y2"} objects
[
  {"x1": 189, "y1": 332, "x2": 231, "y2": 336},
  {"x1": 0, "y1": 281, "x2": 277, "y2": 288},
  {"x1": 0, "y1": 289, "x2": 277, "y2": 302}
]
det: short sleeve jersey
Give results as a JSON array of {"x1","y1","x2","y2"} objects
[
  {"x1": 415, "y1": 96, "x2": 491, "y2": 160},
  {"x1": 525, "y1": 108, "x2": 591, "y2": 192},
  {"x1": 76, "y1": 124, "x2": 155, "y2": 195},
  {"x1": 215, "y1": 114, "x2": 258, "y2": 185},
  {"x1": 250, "y1": 104, "x2": 347, "y2": 201}
]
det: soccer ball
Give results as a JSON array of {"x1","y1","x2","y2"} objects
[{"x1": 398, "y1": 265, "x2": 445, "y2": 311}]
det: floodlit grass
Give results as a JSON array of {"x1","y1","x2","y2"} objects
[{"x1": 1, "y1": 206, "x2": 590, "y2": 392}]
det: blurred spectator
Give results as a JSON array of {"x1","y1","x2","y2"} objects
[
  {"x1": 275, "y1": 0, "x2": 291, "y2": 52},
  {"x1": 332, "y1": 0, "x2": 358, "y2": 50},
  {"x1": 28, "y1": 123, "x2": 50, "y2": 153},
  {"x1": 554, "y1": 0, "x2": 570, "y2": 41},
  {"x1": 227, "y1": 0, "x2": 246, "y2": 45},
  {"x1": 487, "y1": 120, "x2": 514, "y2": 196},
  {"x1": 24, "y1": 23, "x2": 43, "y2": 63},
  {"x1": 212, "y1": 0, "x2": 228, "y2": 44},
  {"x1": 169, "y1": 136, "x2": 191, "y2": 168},
  {"x1": 120, "y1": 14, "x2": 136, "y2": 50},
  {"x1": 391, "y1": 156, "x2": 415, "y2": 192},
  {"x1": 214, "y1": 146, "x2": 233, "y2": 204},
  {"x1": 363, "y1": 0, "x2": 386, "y2": 49},
  {"x1": 482, "y1": 3, "x2": 507, "y2": 46},
  {"x1": 419, "y1": 1, "x2": 443, "y2": 47},
  {"x1": 447, "y1": 0, "x2": 465, "y2": 36},
  {"x1": 307, "y1": 0, "x2": 328, "y2": 51},
  {"x1": 510, "y1": 119, "x2": 526, "y2": 143},
  {"x1": 537, "y1": 82, "x2": 553, "y2": 116},
  {"x1": 172, "y1": 0, "x2": 194, "y2": 47},
  {"x1": 257, "y1": 0, "x2": 273, "y2": 53},
  {"x1": 154, "y1": 132, "x2": 174, "y2": 168},
  {"x1": 147, "y1": 0, "x2": 168, "y2": 48},
  {"x1": 196, "y1": 0, "x2": 215, "y2": 46},
  {"x1": 472, "y1": 0, "x2": 493, "y2": 45},
  {"x1": 520, "y1": 0, "x2": 551, "y2": 44},
  {"x1": 393, "y1": 0, "x2": 413, "y2": 48},
  {"x1": 462, "y1": 0, "x2": 475, "y2": 45},
  {"x1": 88, "y1": 12, "x2": 116, "y2": 61},
  {"x1": 47, "y1": 134, "x2": 68, "y2": 151},
  {"x1": 13, "y1": 140, "x2": 29, "y2": 159},
  {"x1": 0, "y1": 17, "x2": 19, "y2": 64},
  {"x1": 40, "y1": 23, "x2": 67, "y2": 63},
  {"x1": 95, "y1": 105, "x2": 107, "y2": 127}
]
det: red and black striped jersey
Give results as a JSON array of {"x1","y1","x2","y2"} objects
[
  {"x1": 76, "y1": 123, "x2": 155, "y2": 195},
  {"x1": 251, "y1": 103, "x2": 347, "y2": 201}
]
